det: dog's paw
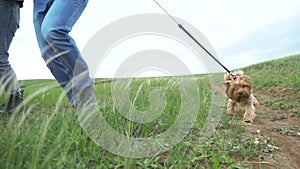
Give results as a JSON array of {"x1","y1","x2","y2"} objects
[
  {"x1": 243, "y1": 113, "x2": 256, "y2": 123},
  {"x1": 253, "y1": 99, "x2": 259, "y2": 106},
  {"x1": 227, "y1": 111, "x2": 234, "y2": 115},
  {"x1": 243, "y1": 119, "x2": 253, "y2": 123}
]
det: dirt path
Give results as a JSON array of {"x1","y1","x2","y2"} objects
[{"x1": 244, "y1": 87, "x2": 300, "y2": 169}]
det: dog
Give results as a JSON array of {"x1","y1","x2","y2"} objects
[{"x1": 224, "y1": 70, "x2": 258, "y2": 123}]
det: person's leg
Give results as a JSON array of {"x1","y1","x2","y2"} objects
[
  {"x1": 33, "y1": 0, "x2": 74, "y2": 104},
  {"x1": 0, "y1": 0, "x2": 23, "y2": 113},
  {"x1": 0, "y1": 0, "x2": 21, "y2": 95},
  {"x1": 34, "y1": 0, "x2": 95, "y2": 107}
]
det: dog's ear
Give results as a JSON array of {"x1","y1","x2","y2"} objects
[
  {"x1": 223, "y1": 81, "x2": 231, "y2": 88},
  {"x1": 224, "y1": 73, "x2": 232, "y2": 81},
  {"x1": 224, "y1": 73, "x2": 232, "y2": 88}
]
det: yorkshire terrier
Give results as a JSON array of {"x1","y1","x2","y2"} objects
[{"x1": 224, "y1": 70, "x2": 258, "y2": 123}]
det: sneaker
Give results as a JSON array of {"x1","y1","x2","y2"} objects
[
  {"x1": 0, "y1": 90, "x2": 24, "y2": 114},
  {"x1": 73, "y1": 86, "x2": 97, "y2": 113}
]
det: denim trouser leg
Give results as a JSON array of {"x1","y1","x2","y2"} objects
[
  {"x1": 33, "y1": 3, "x2": 73, "y2": 103},
  {"x1": 0, "y1": 0, "x2": 21, "y2": 95},
  {"x1": 33, "y1": 0, "x2": 94, "y2": 106}
]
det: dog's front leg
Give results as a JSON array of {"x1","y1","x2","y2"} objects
[
  {"x1": 227, "y1": 99, "x2": 235, "y2": 115},
  {"x1": 243, "y1": 103, "x2": 256, "y2": 123},
  {"x1": 251, "y1": 94, "x2": 259, "y2": 106}
]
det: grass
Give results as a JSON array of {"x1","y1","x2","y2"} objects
[
  {"x1": 243, "y1": 54, "x2": 300, "y2": 113},
  {"x1": 271, "y1": 127, "x2": 300, "y2": 137},
  {"x1": 242, "y1": 54, "x2": 300, "y2": 90},
  {"x1": 0, "y1": 54, "x2": 299, "y2": 168}
]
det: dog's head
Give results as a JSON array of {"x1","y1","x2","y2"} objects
[{"x1": 224, "y1": 72, "x2": 252, "y2": 103}]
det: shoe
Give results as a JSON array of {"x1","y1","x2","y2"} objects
[
  {"x1": 73, "y1": 86, "x2": 97, "y2": 113},
  {"x1": 0, "y1": 90, "x2": 24, "y2": 114}
]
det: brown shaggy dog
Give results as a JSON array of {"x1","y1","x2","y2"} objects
[{"x1": 224, "y1": 70, "x2": 258, "y2": 123}]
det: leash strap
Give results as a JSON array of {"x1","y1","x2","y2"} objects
[{"x1": 152, "y1": 0, "x2": 232, "y2": 74}]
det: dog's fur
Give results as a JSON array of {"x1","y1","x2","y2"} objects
[{"x1": 224, "y1": 70, "x2": 258, "y2": 123}]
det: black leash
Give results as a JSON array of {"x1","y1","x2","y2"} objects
[{"x1": 152, "y1": 0, "x2": 232, "y2": 74}]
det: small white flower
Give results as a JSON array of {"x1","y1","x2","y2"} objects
[
  {"x1": 254, "y1": 140, "x2": 260, "y2": 145},
  {"x1": 256, "y1": 130, "x2": 261, "y2": 134},
  {"x1": 233, "y1": 146, "x2": 240, "y2": 149},
  {"x1": 267, "y1": 144, "x2": 279, "y2": 150}
]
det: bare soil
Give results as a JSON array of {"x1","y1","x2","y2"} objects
[{"x1": 244, "y1": 87, "x2": 300, "y2": 169}]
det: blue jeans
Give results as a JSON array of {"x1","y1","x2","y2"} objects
[
  {"x1": 33, "y1": 0, "x2": 94, "y2": 106},
  {"x1": 0, "y1": 0, "x2": 21, "y2": 95}
]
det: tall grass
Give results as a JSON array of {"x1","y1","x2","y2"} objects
[
  {"x1": 0, "y1": 54, "x2": 299, "y2": 168},
  {"x1": 0, "y1": 75, "x2": 225, "y2": 168}
]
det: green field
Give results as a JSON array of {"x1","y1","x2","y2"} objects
[{"x1": 0, "y1": 54, "x2": 299, "y2": 169}]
